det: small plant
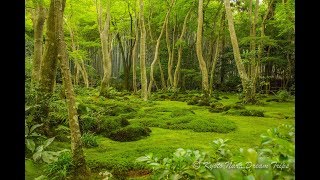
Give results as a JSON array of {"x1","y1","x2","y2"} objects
[
  {"x1": 25, "y1": 122, "x2": 45, "y2": 153},
  {"x1": 81, "y1": 132, "x2": 99, "y2": 148},
  {"x1": 212, "y1": 139, "x2": 232, "y2": 161},
  {"x1": 44, "y1": 151, "x2": 74, "y2": 179},
  {"x1": 276, "y1": 90, "x2": 291, "y2": 102},
  {"x1": 32, "y1": 137, "x2": 68, "y2": 164}
]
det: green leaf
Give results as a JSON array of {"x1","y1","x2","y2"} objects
[
  {"x1": 30, "y1": 124, "x2": 43, "y2": 133},
  {"x1": 43, "y1": 137, "x2": 55, "y2": 148},
  {"x1": 33, "y1": 151, "x2": 42, "y2": 161},
  {"x1": 26, "y1": 139, "x2": 36, "y2": 152},
  {"x1": 245, "y1": 148, "x2": 258, "y2": 164}
]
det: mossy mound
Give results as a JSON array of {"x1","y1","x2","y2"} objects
[{"x1": 109, "y1": 125, "x2": 151, "y2": 142}]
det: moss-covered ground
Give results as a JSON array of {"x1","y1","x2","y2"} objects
[{"x1": 25, "y1": 92, "x2": 294, "y2": 179}]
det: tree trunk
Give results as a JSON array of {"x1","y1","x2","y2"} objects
[
  {"x1": 224, "y1": 0, "x2": 253, "y2": 102},
  {"x1": 249, "y1": 0, "x2": 259, "y2": 98},
  {"x1": 165, "y1": 14, "x2": 173, "y2": 87},
  {"x1": 132, "y1": 12, "x2": 139, "y2": 93},
  {"x1": 196, "y1": 0, "x2": 209, "y2": 95},
  {"x1": 173, "y1": 8, "x2": 191, "y2": 90},
  {"x1": 55, "y1": 0, "x2": 89, "y2": 177},
  {"x1": 32, "y1": 0, "x2": 46, "y2": 85},
  {"x1": 98, "y1": 0, "x2": 112, "y2": 96},
  {"x1": 139, "y1": 0, "x2": 148, "y2": 101},
  {"x1": 148, "y1": 3, "x2": 173, "y2": 95},
  {"x1": 36, "y1": 0, "x2": 59, "y2": 128}
]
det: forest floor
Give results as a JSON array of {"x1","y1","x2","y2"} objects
[{"x1": 25, "y1": 89, "x2": 294, "y2": 179}]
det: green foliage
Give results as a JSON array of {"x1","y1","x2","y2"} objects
[
  {"x1": 44, "y1": 151, "x2": 74, "y2": 180},
  {"x1": 136, "y1": 148, "x2": 213, "y2": 179},
  {"x1": 138, "y1": 124, "x2": 295, "y2": 179},
  {"x1": 81, "y1": 132, "x2": 99, "y2": 148},
  {"x1": 109, "y1": 125, "x2": 151, "y2": 142},
  {"x1": 33, "y1": 137, "x2": 69, "y2": 164},
  {"x1": 25, "y1": 122, "x2": 45, "y2": 153},
  {"x1": 276, "y1": 90, "x2": 291, "y2": 102},
  {"x1": 212, "y1": 139, "x2": 232, "y2": 161}
]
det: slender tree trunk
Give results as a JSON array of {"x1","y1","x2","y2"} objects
[
  {"x1": 196, "y1": 0, "x2": 209, "y2": 95},
  {"x1": 224, "y1": 0, "x2": 253, "y2": 102},
  {"x1": 166, "y1": 14, "x2": 173, "y2": 87},
  {"x1": 55, "y1": 0, "x2": 89, "y2": 176},
  {"x1": 97, "y1": 0, "x2": 112, "y2": 96},
  {"x1": 250, "y1": 0, "x2": 259, "y2": 98},
  {"x1": 139, "y1": 0, "x2": 148, "y2": 101},
  {"x1": 173, "y1": 8, "x2": 191, "y2": 90},
  {"x1": 148, "y1": 3, "x2": 173, "y2": 95},
  {"x1": 132, "y1": 12, "x2": 139, "y2": 93},
  {"x1": 32, "y1": 0, "x2": 46, "y2": 85}
]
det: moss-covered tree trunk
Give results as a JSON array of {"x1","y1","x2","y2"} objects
[
  {"x1": 36, "y1": 0, "x2": 59, "y2": 130},
  {"x1": 55, "y1": 0, "x2": 90, "y2": 177},
  {"x1": 173, "y1": 8, "x2": 191, "y2": 91},
  {"x1": 196, "y1": 0, "x2": 209, "y2": 95},
  {"x1": 31, "y1": 0, "x2": 46, "y2": 85},
  {"x1": 139, "y1": 0, "x2": 148, "y2": 101}
]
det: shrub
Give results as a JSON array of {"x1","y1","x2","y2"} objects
[
  {"x1": 276, "y1": 90, "x2": 291, "y2": 102},
  {"x1": 81, "y1": 132, "x2": 99, "y2": 148},
  {"x1": 187, "y1": 96, "x2": 200, "y2": 105},
  {"x1": 109, "y1": 125, "x2": 152, "y2": 142}
]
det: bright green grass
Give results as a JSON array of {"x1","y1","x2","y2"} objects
[{"x1": 25, "y1": 93, "x2": 294, "y2": 179}]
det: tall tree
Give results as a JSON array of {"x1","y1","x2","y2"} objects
[
  {"x1": 55, "y1": 0, "x2": 90, "y2": 177},
  {"x1": 36, "y1": 0, "x2": 59, "y2": 131},
  {"x1": 224, "y1": 0, "x2": 256, "y2": 103},
  {"x1": 148, "y1": 1, "x2": 174, "y2": 95},
  {"x1": 96, "y1": 0, "x2": 112, "y2": 96},
  {"x1": 139, "y1": 0, "x2": 148, "y2": 101},
  {"x1": 132, "y1": 5, "x2": 139, "y2": 93},
  {"x1": 196, "y1": 0, "x2": 209, "y2": 95},
  {"x1": 31, "y1": 0, "x2": 46, "y2": 84}
]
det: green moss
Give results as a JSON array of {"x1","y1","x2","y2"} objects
[{"x1": 26, "y1": 89, "x2": 294, "y2": 179}]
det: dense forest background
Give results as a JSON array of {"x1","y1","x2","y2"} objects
[{"x1": 25, "y1": 0, "x2": 294, "y2": 96}]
